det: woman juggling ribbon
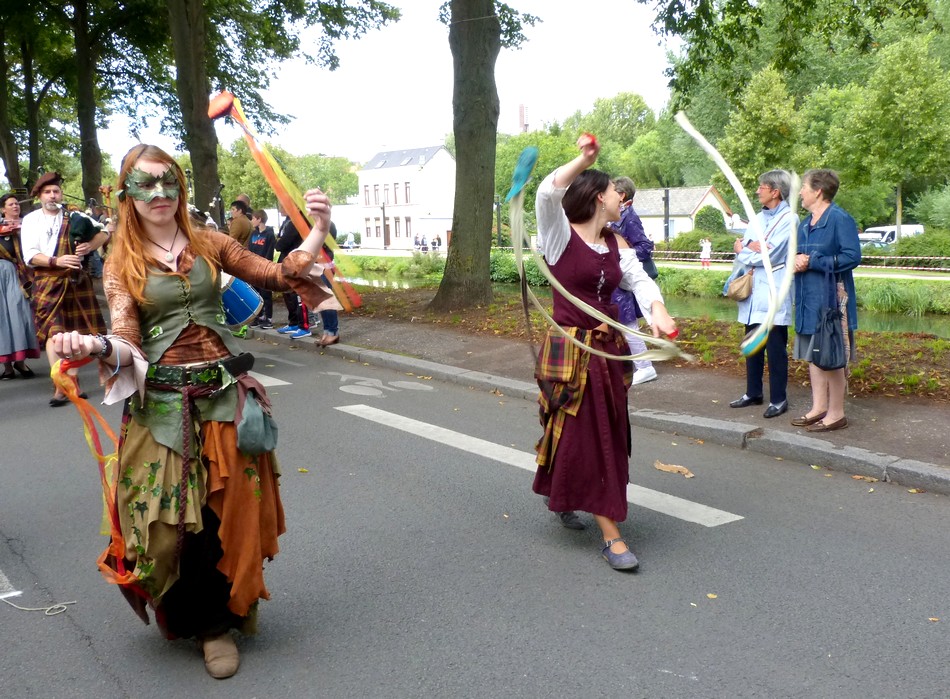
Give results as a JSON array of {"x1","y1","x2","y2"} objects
[{"x1": 49, "y1": 144, "x2": 340, "y2": 679}]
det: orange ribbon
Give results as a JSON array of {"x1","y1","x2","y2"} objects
[
  {"x1": 208, "y1": 91, "x2": 361, "y2": 311},
  {"x1": 51, "y1": 359, "x2": 137, "y2": 588}
]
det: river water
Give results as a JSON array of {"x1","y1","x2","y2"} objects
[
  {"x1": 344, "y1": 275, "x2": 950, "y2": 339},
  {"x1": 666, "y1": 295, "x2": 950, "y2": 339}
]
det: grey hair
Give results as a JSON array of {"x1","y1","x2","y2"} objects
[
  {"x1": 613, "y1": 176, "x2": 636, "y2": 201},
  {"x1": 758, "y1": 169, "x2": 791, "y2": 202}
]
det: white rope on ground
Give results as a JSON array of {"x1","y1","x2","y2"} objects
[{"x1": 1, "y1": 594, "x2": 76, "y2": 616}]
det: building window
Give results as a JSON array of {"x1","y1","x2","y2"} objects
[
  {"x1": 373, "y1": 184, "x2": 379, "y2": 205},
  {"x1": 363, "y1": 186, "x2": 369, "y2": 206},
  {"x1": 405, "y1": 216, "x2": 412, "y2": 237},
  {"x1": 364, "y1": 218, "x2": 371, "y2": 238},
  {"x1": 384, "y1": 184, "x2": 390, "y2": 205},
  {"x1": 393, "y1": 183, "x2": 399, "y2": 205},
  {"x1": 394, "y1": 218, "x2": 401, "y2": 238},
  {"x1": 374, "y1": 218, "x2": 381, "y2": 237},
  {"x1": 404, "y1": 182, "x2": 411, "y2": 204}
]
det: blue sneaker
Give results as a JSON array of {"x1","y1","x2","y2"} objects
[
  {"x1": 276, "y1": 325, "x2": 299, "y2": 334},
  {"x1": 289, "y1": 328, "x2": 312, "y2": 339}
]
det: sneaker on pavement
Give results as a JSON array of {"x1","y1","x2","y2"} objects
[
  {"x1": 632, "y1": 366, "x2": 658, "y2": 385},
  {"x1": 289, "y1": 328, "x2": 312, "y2": 339},
  {"x1": 259, "y1": 319, "x2": 274, "y2": 330},
  {"x1": 277, "y1": 325, "x2": 299, "y2": 334}
]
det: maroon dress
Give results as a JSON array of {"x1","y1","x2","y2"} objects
[{"x1": 533, "y1": 229, "x2": 633, "y2": 521}]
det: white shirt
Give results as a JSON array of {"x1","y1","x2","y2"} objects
[
  {"x1": 20, "y1": 208, "x2": 64, "y2": 266},
  {"x1": 534, "y1": 169, "x2": 663, "y2": 322}
]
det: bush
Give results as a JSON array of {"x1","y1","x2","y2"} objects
[
  {"x1": 857, "y1": 278, "x2": 950, "y2": 315},
  {"x1": 489, "y1": 250, "x2": 551, "y2": 286},
  {"x1": 894, "y1": 228, "x2": 950, "y2": 267},
  {"x1": 490, "y1": 250, "x2": 519, "y2": 283},
  {"x1": 694, "y1": 205, "x2": 727, "y2": 234}
]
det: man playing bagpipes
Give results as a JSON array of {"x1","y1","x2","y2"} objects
[{"x1": 20, "y1": 171, "x2": 109, "y2": 406}]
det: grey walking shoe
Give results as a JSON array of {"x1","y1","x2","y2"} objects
[
  {"x1": 557, "y1": 511, "x2": 585, "y2": 530},
  {"x1": 602, "y1": 537, "x2": 640, "y2": 571}
]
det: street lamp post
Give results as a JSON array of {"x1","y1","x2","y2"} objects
[{"x1": 495, "y1": 195, "x2": 502, "y2": 247}]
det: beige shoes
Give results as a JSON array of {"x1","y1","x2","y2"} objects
[{"x1": 201, "y1": 633, "x2": 240, "y2": 679}]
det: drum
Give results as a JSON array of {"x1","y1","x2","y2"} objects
[{"x1": 220, "y1": 272, "x2": 263, "y2": 327}]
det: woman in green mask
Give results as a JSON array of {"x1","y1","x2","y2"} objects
[{"x1": 49, "y1": 144, "x2": 341, "y2": 679}]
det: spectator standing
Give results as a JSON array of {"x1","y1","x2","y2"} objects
[
  {"x1": 728, "y1": 170, "x2": 797, "y2": 418},
  {"x1": 791, "y1": 169, "x2": 861, "y2": 432},
  {"x1": 699, "y1": 237, "x2": 713, "y2": 269},
  {"x1": 0, "y1": 192, "x2": 39, "y2": 379},
  {"x1": 275, "y1": 204, "x2": 305, "y2": 336},
  {"x1": 19, "y1": 172, "x2": 108, "y2": 405},
  {"x1": 610, "y1": 176, "x2": 658, "y2": 385},
  {"x1": 317, "y1": 222, "x2": 341, "y2": 346},
  {"x1": 247, "y1": 209, "x2": 276, "y2": 329},
  {"x1": 228, "y1": 200, "x2": 252, "y2": 246}
]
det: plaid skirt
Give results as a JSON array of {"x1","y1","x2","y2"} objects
[{"x1": 31, "y1": 269, "x2": 106, "y2": 343}]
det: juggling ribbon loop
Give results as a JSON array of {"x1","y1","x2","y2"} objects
[{"x1": 674, "y1": 112, "x2": 798, "y2": 357}]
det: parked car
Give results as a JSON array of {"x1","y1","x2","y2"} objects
[{"x1": 859, "y1": 224, "x2": 925, "y2": 244}]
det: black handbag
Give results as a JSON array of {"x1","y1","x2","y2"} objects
[{"x1": 811, "y1": 271, "x2": 847, "y2": 371}]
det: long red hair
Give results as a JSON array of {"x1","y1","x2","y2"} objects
[{"x1": 107, "y1": 144, "x2": 220, "y2": 304}]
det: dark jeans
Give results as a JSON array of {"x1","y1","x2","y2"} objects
[
  {"x1": 745, "y1": 323, "x2": 789, "y2": 404},
  {"x1": 283, "y1": 291, "x2": 300, "y2": 326},
  {"x1": 255, "y1": 287, "x2": 273, "y2": 320},
  {"x1": 319, "y1": 309, "x2": 339, "y2": 335}
]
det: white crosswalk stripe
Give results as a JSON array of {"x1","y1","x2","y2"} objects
[
  {"x1": 248, "y1": 371, "x2": 291, "y2": 387},
  {"x1": 336, "y1": 404, "x2": 744, "y2": 527}
]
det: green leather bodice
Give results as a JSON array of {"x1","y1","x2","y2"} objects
[{"x1": 139, "y1": 256, "x2": 243, "y2": 362}]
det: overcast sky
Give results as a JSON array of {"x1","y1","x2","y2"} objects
[{"x1": 99, "y1": 0, "x2": 677, "y2": 167}]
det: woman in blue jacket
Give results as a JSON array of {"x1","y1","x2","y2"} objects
[{"x1": 791, "y1": 169, "x2": 861, "y2": 432}]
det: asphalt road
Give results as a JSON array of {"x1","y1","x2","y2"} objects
[{"x1": 1, "y1": 345, "x2": 948, "y2": 698}]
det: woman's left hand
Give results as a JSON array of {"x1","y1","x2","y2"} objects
[{"x1": 650, "y1": 302, "x2": 677, "y2": 338}]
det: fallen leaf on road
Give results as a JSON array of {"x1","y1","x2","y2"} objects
[
  {"x1": 824, "y1": 474, "x2": 833, "y2": 477},
  {"x1": 654, "y1": 460, "x2": 695, "y2": 478},
  {"x1": 706, "y1": 593, "x2": 718, "y2": 599},
  {"x1": 811, "y1": 464, "x2": 822, "y2": 470},
  {"x1": 503, "y1": 514, "x2": 509, "y2": 519},
  {"x1": 690, "y1": 603, "x2": 698, "y2": 607},
  {"x1": 297, "y1": 468, "x2": 309, "y2": 473},
  {"x1": 671, "y1": 441, "x2": 678, "y2": 446},
  {"x1": 851, "y1": 475, "x2": 879, "y2": 482},
  {"x1": 868, "y1": 488, "x2": 875, "y2": 493},
  {"x1": 908, "y1": 488, "x2": 925, "y2": 494},
  {"x1": 929, "y1": 617, "x2": 939, "y2": 622},
  {"x1": 265, "y1": 364, "x2": 275, "y2": 368}
]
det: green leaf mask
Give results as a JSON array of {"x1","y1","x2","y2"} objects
[{"x1": 122, "y1": 168, "x2": 181, "y2": 203}]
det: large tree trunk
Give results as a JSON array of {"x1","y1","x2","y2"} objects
[
  {"x1": 0, "y1": 26, "x2": 24, "y2": 190},
  {"x1": 430, "y1": 0, "x2": 500, "y2": 311},
  {"x1": 71, "y1": 0, "x2": 103, "y2": 205},
  {"x1": 21, "y1": 38, "x2": 42, "y2": 193},
  {"x1": 166, "y1": 0, "x2": 221, "y2": 223}
]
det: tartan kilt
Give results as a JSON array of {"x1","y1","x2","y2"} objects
[{"x1": 31, "y1": 270, "x2": 106, "y2": 343}]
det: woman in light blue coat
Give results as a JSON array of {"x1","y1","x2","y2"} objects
[{"x1": 729, "y1": 170, "x2": 797, "y2": 418}]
